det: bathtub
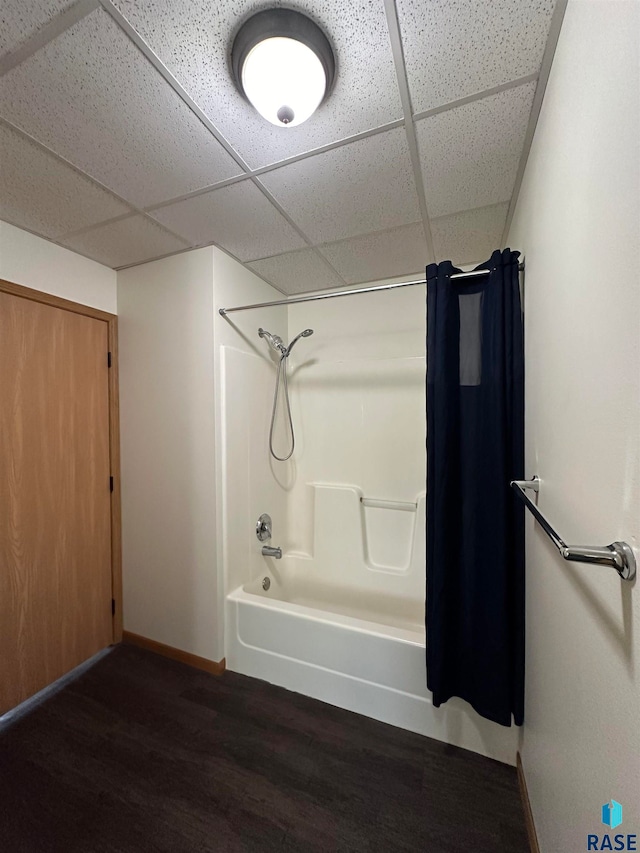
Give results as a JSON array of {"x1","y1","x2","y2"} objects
[{"x1": 225, "y1": 563, "x2": 518, "y2": 765}]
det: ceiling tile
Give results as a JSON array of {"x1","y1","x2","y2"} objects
[
  {"x1": 260, "y1": 128, "x2": 420, "y2": 245},
  {"x1": 150, "y1": 180, "x2": 306, "y2": 261},
  {"x1": 416, "y1": 82, "x2": 535, "y2": 219},
  {"x1": 0, "y1": 0, "x2": 75, "y2": 58},
  {"x1": 0, "y1": 122, "x2": 129, "y2": 238},
  {"x1": 397, "y1": 0, "x2": 556, "y2": 113},
  {"x1": 431, "y1": 203, "x2": 509, "y2": 265},
  {"x1": 249, "y1": 249, "x2": 344, "y2": 295},
  {"x1": 318, "y1": 223, "x2": 427, "y2": 285},
  {"x1": 0, "y1": 8, "x2": 242, "y2": 208},
  {"x1": 109, "y1": 0, "x2": 402, "y2": 169},
  {"x1": 60, "y1": 215, "x2": 188, "y2": 268}
]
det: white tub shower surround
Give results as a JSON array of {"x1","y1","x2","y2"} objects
[{"x1": 218, "y1": 282, "x2": 518, "y2": 765}]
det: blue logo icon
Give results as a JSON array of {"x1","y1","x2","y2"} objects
[{"x1": 602, "y1": 800, "x2": 623, "y2": 830}]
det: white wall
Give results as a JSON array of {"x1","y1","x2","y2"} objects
[
  {"x1": 0, "y1": 220, "x2": 117, "y2": 313},
  {"x1": 507, "y1": 2, "x2": 639, "y2": 849},
  {"x1": 118, "y1": 248, "x2": 219, "y2": 659},
  {"x1": 117, "y1": 245, "x2": 285, "y2": 661},
  {"x1": 213, "y1": 250, "x2": 288, "y2": 654}
]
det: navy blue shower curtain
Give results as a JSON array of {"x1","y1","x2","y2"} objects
[{"x1": 426, "y1": 248, "x2": 525, "y2": 727}]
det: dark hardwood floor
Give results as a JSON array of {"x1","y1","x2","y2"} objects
[{"x1": 0, "y1": 645, "x2": 528, "y2": 852}]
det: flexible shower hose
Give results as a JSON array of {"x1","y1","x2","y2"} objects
[{"x1": 268, "y1": 354, "x2": 295, "y2": 461}]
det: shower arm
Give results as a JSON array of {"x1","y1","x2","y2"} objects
[{"x1": 510, "y1": 477, "x2": 636, "y2": 581}]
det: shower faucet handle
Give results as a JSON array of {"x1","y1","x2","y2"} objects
[{"x1": 256, "y1": 513, "x2": 272, "y2": 542}]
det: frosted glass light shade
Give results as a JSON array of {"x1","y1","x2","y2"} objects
[
  {"x1": 242, "y1": 37, "x2": 327, "y2": 127},
  {"x1": 231, "y1": 9, "x2": 335, "y2": 129}
]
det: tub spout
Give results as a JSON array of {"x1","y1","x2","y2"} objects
[{"x1": 262, "y1": 545, "x2": 282, "y2": 559}]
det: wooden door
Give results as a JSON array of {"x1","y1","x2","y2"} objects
[{"x1": 0, "y1": 290, "x2": 114, "y2": 714}]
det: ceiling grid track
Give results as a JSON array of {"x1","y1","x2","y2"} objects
[
  {"x1": 250, "y1": 175, "x2": 350, "y2": 286},
  {"x1": 0, "y1": 0, "x2": 568, "y2": 286},
  {"x1": 0, "y1": 0, "x2": 99, "y2": 77},
  {"x1": 97, "y1": 0, "x2": 347, "y2": 283},
  {"x1": 0, "y1": 212, "x2": 133, "y2": 269},
  {"x1": 412, "y1": 73, "x2": 540, "y2": 123},
  {"x1": 382, "y1": 0, "x2": 435, "y2": 263},
  {"x1": 97, "y1": 0, "x2": 252, "y2": 176},
  {"x1": 113, "y1": 241, "x2": 277, "y2": 279},
  {"x1": 138, "y1": 67, "x2": 544, "y2": 228},
  {"x1": 58, "y1": 211, "x2": 136, "y2": 241},
  {"x1": 143, "y1": 119, "x2": 406, "y2": 215},
  {"x1": 0, "y1": 116, "x2": 191, "y2": 249}
]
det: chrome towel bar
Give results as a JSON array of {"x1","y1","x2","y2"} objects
[{"x1": 510, "y1": 478, "x2": 636, "y2": 581}]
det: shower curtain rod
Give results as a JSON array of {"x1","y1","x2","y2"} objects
[{"x1": 218, "y1": 262, "x2": 525, "y2": 316}]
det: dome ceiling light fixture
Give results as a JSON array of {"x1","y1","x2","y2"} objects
[{"x1": 231, "y1": 9, "x2": 335, "y2": 128}]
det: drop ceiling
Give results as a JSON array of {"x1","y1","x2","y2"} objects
[{"x1": 0, "y1": 0, "x2": 565, "y2": 294}]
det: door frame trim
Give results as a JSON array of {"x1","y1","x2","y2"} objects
[{"x1": 0, "y1": 278, "x2": 122, "y2": 642}]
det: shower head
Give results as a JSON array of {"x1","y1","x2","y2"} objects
[
  {"x1": 259, "y1": 327, "x2": 313, "y2": 357},
  {"x1": 258, "y1": 327, "x2": 286, "y2": 355},
  {"x1": 285, "y1": 328, "x2": 314, "y2": 355}
]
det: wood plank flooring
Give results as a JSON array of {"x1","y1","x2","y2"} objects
[{"x1": 0, "y1": 645, "x2": 528, "y2": 852}]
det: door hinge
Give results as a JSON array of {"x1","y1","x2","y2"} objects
[
  {"x1": 110, "y1": 476, "x2": 114, "y2": 492},
  {"x1": 112, "y1": 599, "x2": 116, "y2": 616},
  {"x1": 107, "y1": 351, "x2": 112, "y2": 368}
]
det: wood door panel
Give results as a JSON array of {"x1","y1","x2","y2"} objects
[{"x1": 0, "y1": 292, "x2": 112, "y2": 713}]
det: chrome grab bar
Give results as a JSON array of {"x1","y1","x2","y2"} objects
[
  {"x1": 510, "y1": 477, "x2": 636, "y2": 581},
  {"x1": 360, "y1": 496, "x2": 417, "y2": 512}
]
